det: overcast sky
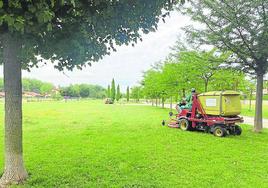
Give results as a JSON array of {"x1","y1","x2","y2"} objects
[{"x1": 0, "y1": 11, "x2": 190, "y2": 92}]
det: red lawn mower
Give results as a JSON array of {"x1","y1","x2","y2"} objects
[{"x1": 162, "y1": 91, "x2": 244, "y2": 137}]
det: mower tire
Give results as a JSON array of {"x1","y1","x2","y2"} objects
[
  {"x1": 234, "y1": 125, "x2": 242, "y2": 135},
  {"x1": 213, "y1": 126, "x2": 227, "y2": 137},
  {"x1": 179, "y1": 119, "x2": 191, "y2": 131}
]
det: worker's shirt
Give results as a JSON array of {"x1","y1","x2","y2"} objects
[{"x1": 186, "y1": 93, "x2": 193, "y2": 104}]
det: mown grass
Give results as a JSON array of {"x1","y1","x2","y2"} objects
[
  {"x1": 0, "y1": 100, "x2": 268, "y2": 187},
  {"x1": 241, "y1": 103, "x2": 268, "y2": 118}
]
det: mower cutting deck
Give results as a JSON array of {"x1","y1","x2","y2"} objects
[{"x1": 163, "y1": 92, "x2": 243, "y2": 137}]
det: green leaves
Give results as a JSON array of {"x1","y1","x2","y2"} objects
[
  {"x1": 131, "y1": 86, "x2": 143, "y2": 101},
  {"x1": 142, "y1": 48, "x2": 247, "y2": 101},
  {"x1": 126, "y1": 86, "x2": 130, "y2": 102},
  {"x1": 36, "y1": 10, "x2": 54, "y2": 24},
  {"x1": 60, "y1": 84, "x2": 106, "y2": 98},
  {"x1": 0, "y1": 1, "x2": 178, "y2": 71},
  {"x1": 182, "y1": 0, "x2": 268, "y2": 75},
  {"x1": 116, "y1": 84, "x2": 121, "y2": 101},
  {"x1": 5, "y1": 15, "x2": 14, "y2": 26}
]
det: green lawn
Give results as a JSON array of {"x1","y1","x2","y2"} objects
[
  {"x1": 0, "y1": 100, "x2": 268, "y2": 187},
  {"x1": 241, "y1": 103, "x2": 268, "y2": 119}
]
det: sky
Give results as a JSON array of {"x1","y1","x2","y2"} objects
[{"x1": 0, "y1": 11, "x2": 190, "y2": 92}]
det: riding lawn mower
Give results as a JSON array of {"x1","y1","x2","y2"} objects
[{"x1": 162, "y1": 91, "x2": 244, "y2": 137}]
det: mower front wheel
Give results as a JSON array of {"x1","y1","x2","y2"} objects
[
  {"x1": 213, "y1": 126, "x2": 227, "y2": 137},
  {"x1": 179, "y1": 119, "x2": 191, "y2": 131}
]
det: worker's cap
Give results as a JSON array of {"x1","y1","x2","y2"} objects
[{"x1": 191, "y1": 88, "x2": 196, "y2": 92}]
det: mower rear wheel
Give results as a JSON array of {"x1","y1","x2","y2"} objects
[
  {"x1": 234, "y1": 125, "x2": 242, "y2": 135},
  {"x1": 179, "y1": 119, "x2": 191, "y2": 131},
  {"x1": 213, "y1": 126, "x2": 227, "y2": 137}
]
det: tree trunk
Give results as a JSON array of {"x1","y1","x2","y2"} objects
[
  {"x1": 0, "y1": 34, "x2": 28, "y2": 186},
  {"x1": 175, "y1": 92, "x2": 178, "y2": 103},
  {"x1": 234, "y1": 80, "x2": 238, "y2": 91},
  {"x1": 161, "y1": 97, "x2": 164, "y2": 109},
  {"x1": 182, "y1": 88, "x2": 185, "y2": 97},
  {"x1": 254, "y1": 73, "x2": 263, "y2": 132},
  {"x1": 170, "y1": 96, "x2": 173, "y2": 112},
  {"x1": 205, "y1": 80, "x2": 208, "y2": 92},
  {"x1": 249, "y1": 90, "x2": 252, "y2": 111}
]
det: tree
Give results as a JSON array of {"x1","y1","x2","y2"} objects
[
  {"x1": 116, "y1": 84, "x2": 121, "y2": 101},
  {"x1": 0, "y1": 1, "x2": 177, "y2": 185},
  {"x1": 107, "y1": 85, "x2": 111, "y2": 98},
  {"x1": 178, "y1": 49, "x2": 230, "y2": 92},
  {"x1": 210, "y1": 69, "x2": 246, "y2": 91},
  {"x1": 40, "y1": 83, "x2": 54, "y2": 95},
  {"x1": 183, "y1": 0, "x2": 268, "y2": 132},
  {"x1": 111, "y1": 79, "x2": 116, "y2": 102},
  {"x1": 131, "y1": 86, "x2": 143, "y2": 102},
  {"x1": 142, "y1": 69, "x2": 161, "y2": 104},
  {"x1": 240, "y1": 79, "x2": 256, "y2": 111},
  {"x1": 126, "y1": 86, "x2": 130, "y2": 102},
  {"x1": 79, "y1": 84, "x2": 90, "y2": 98}
]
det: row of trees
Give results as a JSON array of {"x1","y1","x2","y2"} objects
[
  {"x1": 0, "y1": 78, "x2": 54, "y2": 95},
  {"x1": 141, "y1": 48, "x2": 253, "y2": 107},
  {"x1": 106, "y1": 79, "x2": 146, "y2": 103},
  {"x1": 60, "y1": 84, "x2": 106, "y2": 98},
  {"x1": 107, "y1": 78, "x2": 123, "y2": 102},
  {"x1": 1, "y1": 78, "x2": 107, "y2": 99}
]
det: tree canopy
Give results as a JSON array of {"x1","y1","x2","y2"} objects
[
  {"x1": 131, "y1": 86, "x2": 143, "y2": 102},
  {"x1": 141, "y1": 48, "x2": 248, "y2": 103},
  {"x1": 0, "y1": 0, "x2": 177, "y2": 70}
]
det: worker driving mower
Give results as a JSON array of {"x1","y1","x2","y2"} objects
[{"x1": 162, "y1": 89, "x2": 244, "y2": 137}]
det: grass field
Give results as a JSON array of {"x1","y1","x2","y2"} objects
[
  {"x1": 241, "y1": 103, "x2": 268, "y2": 119},
  {"x1": 0, "y1": 100, "x2": 268, "y2": 187}
]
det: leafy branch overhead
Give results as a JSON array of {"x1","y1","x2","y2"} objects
[{"x1": 0, "y1": 0, "x2": 178, "y2": 71}]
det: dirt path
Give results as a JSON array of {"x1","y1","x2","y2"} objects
[{"x1": 242, "y1": 116, "x2": 268, "y2": 128}]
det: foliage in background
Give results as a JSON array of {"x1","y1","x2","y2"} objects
[
  {"x1": 111, "y1": 79, "x2": 116, "y2": 102},
  {"x1": 131, "y1": 86, "x2": 143, "y2": 102},
  {"x1": 141, "y1": 48, "x2": 249, "y2": 104},
  {"x1": 107, "y1": 85, "x2": 111, "y2": 98},
  {"x1": 178, "y1": 49, "x2": 231, "y2": 92},
  {"x1": 126, "y1": 86, "x2": 130, "y2": 102},
  {"x1": 116, "y1": 84, "x2": 121, "y2": 101},
  {"x1": 59, "y1": 84, "x2": 105, "y2": 98},
  {"x1": 0, "y1": 78, "x2": 54, "y2": 94}
]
